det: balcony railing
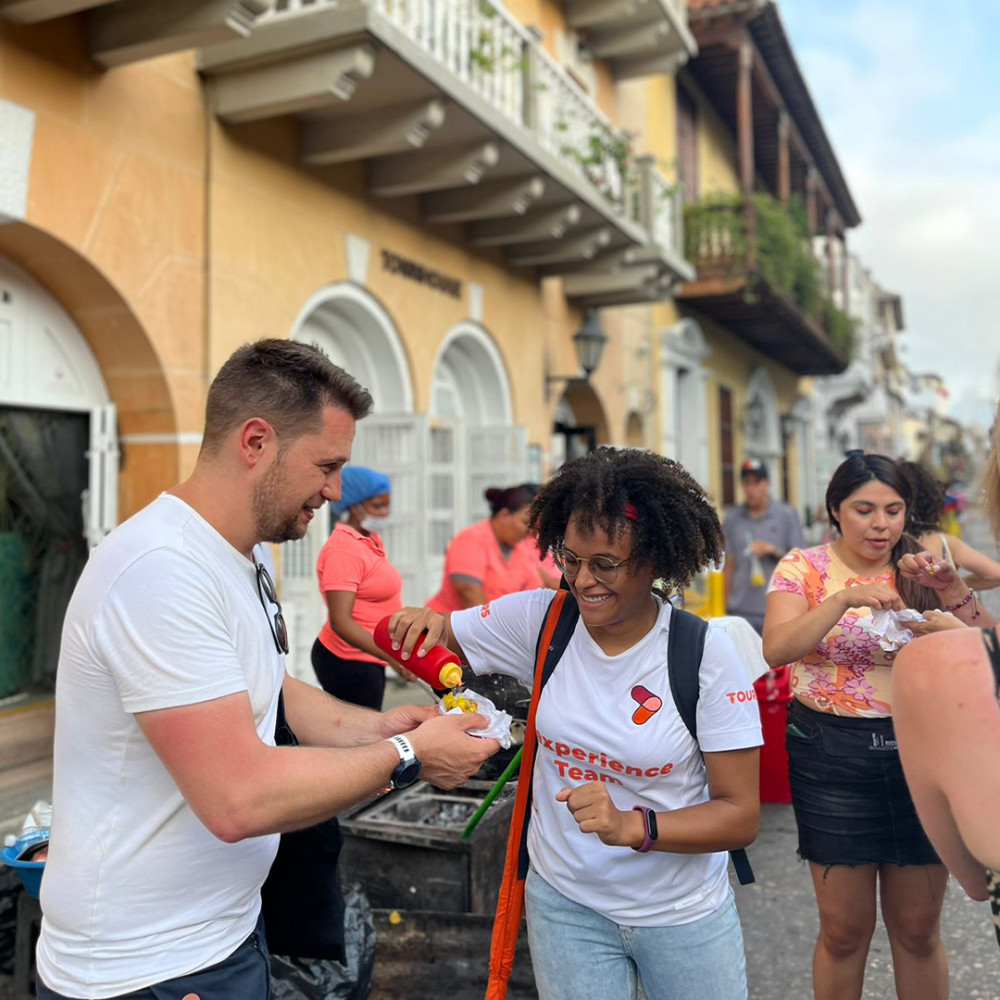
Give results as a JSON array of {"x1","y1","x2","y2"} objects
[
  {"x1": 684, "y1": 192, "x2": 856, "y2": 362},
  {"x1": 260, "y1": 0, "x2": 640, "y2": 220},
  {"x1": 203, "y1": 0, "x2": 692, "y2": 298}
]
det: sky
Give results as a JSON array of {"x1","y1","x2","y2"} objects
[{"x1": 778, "y1": 0, "x2": 1000, "y2": 428}]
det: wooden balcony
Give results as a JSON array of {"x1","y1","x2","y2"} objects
[
  {"x1": 197, "y1": 0, "x2": 694, "y2": 301},
  {"x1": 677, "y1": 194, "x2": 851, "y2": 375}
]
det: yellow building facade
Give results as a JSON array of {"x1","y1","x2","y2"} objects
[
  {"x1": 0, "y1": 0, "x2": 697, "y2": 691},
  {"x1": 0, "y1": 0, "x2": 861, "y2": 707}
]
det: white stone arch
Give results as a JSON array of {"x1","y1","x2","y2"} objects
[
  {"x1": 0, "y1": 255, "x2": 109, "y2": 411},
  {"x1": 743, "y1": 366, "x2": 782, "y2": 462},
  {"x1": 430, "y1": 322, "x2": 524, "y2": 529},
  {"x1": 290, "y1": 281, "x2": 414, "y2": 414},
  {"x1": 660, "y1": 317, "x2": 711, "y2": 486},
  {"x1": 430, "y1": 321, "x2": 514, "y2": 426},
  {"x1": 283, "y1": 281, "x2": 418, "y2": 685}
]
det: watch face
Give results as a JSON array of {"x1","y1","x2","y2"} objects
[{"x1": 391, "y1": 758, "x2": 421, "y2": 790}]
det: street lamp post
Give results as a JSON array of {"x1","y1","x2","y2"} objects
[{"x1": 545, "y1": 308, "x2": 609, "y2": 402}]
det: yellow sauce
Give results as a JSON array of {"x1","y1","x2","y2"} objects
[{"x1": 442, "y1": 691, "x2": 479, "y2": 714}]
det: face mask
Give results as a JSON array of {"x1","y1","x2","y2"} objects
[{"x1": 360, "y1": 515, "x2": 390, "y2": 534}]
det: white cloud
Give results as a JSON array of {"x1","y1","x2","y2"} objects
[{"x1": 784, "y1": 0, "x2": 1000, "y2": 425}]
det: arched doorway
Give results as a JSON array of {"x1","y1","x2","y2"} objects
[
  {"x1": 625, "y1": 411, "x2": 645, "y2": 448},
  {"x1": 741, "y1": 367, "x2": 783, "y2": 479},
  {"x1": 285, "y1": 282, "x2": 418, "y2": 681},
  {"x1": 427, "y1": 323, "x2": 525, "y2": 594},
  {"x1": 0, "y1": 255, "x2": 115, "y2": 698},
  {"x1": 551, "y1": 382, "x2": 610, "y2": 470}
]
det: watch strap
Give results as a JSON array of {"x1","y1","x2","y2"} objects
[
  {"x1": 632, "y1": 805, "x2": 658, "y2": 853},
  {"x1": 387, "y1": 734, "x2": 416, "y2": 763}
]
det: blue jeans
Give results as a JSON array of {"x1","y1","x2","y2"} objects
[
  {"x1": 525, "y1": 868, "x2": 748, "y2": 1000},
  {"x1": 37, "y1": 915, "x2": 270, "y2": 1000}
]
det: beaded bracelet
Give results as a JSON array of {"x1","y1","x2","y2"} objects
[{"x1": 944, "y1": 588, "x2": 980, "y2": 619}]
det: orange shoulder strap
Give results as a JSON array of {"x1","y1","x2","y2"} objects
[{"x1": 484, "y1": 589, "x2": 568, "y2": 1000}]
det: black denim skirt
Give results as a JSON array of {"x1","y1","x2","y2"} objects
[{"x1": 785, "y1": 699, "x2": 941, "y2": 867}]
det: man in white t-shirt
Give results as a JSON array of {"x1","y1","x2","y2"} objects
[{"x1": 36, "y1": 339, "x2": 499, "y2": 1000}]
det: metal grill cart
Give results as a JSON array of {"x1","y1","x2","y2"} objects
[{"x1": 339, "y1": 780, "x2": 536, "y2": 999}]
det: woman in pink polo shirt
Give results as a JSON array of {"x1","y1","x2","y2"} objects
[
  {"x1": 312, "y1": 465, "x2": 406, "y2": 710},
  {"x1": 427, "y1": 484, "x2": 540, "y2": 613},
  {"x1": 519, "y1": 482, "x2": 560, "y2": 589}
]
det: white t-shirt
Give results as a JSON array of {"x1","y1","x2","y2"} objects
[
  {"x1": 37, "y1": 495, "x2": 285, "y2": 998},
  {"x1": 452, "y1": 590, "x2": 763, "y2": 927}
]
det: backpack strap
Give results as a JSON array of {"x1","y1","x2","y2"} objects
[
  {"x1": 667, "y1": 607, "x2": 755, "y2": 886},
  {"x1": 666, "y1": 607, "x2": 708, "y2": 742},
  {"x1": 486, "y1": 587, "x2": 578, "y2": 1000},
  {"x1": 982, "y1": 628, "x2": 1000, "y2": 695}
]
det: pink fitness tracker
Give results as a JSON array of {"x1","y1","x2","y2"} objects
[{"x1": 632, "y1": 805, "x2": 658, "y2": 853}]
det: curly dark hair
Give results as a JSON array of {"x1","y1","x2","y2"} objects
[
  {"x1": 529, "y1": 447, "x2": 723, "y2": 592},
  {"x1": 898, "y1": 459, "x2": 946, "y2": 534}
]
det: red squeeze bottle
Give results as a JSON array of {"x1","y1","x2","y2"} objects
[{"x1": 373, "y1": 616, "x2": 464, "y2": 691}]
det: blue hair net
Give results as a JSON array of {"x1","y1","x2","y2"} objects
[{"x1": 329, "y1": 466, "x2": 391, "y2": 515}]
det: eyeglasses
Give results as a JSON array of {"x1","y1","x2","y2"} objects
[
  {"x1": 552, "y1": 548, "x2": 630, "y2": 585},
  {"x1": 255, "y1": 560, "x2": 289, "y2": 655}
]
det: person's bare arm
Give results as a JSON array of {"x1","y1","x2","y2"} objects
[
  {"x1": 136, "y1": 687, "x2": 498, "y2": 843},
  {"x1": 453, "y1": 578, "x2": 487, "y2": 609},
  {"x1": 281, "y1": 673, "x2": 425, "y2": 746},
  {"x1": 325, "y1": 591, "x2": 387, "y2": 662},
  {"x1": 898, "y1": 552, "x2": 998, "y2": 627},
  {"x1": 324, "y1": 591, "x2": 415, "y2": 681},
  {"x1": 762, "y1": 584, "x2": 902, "y2": 668},
  {"x1": 948, "y1": 535, "x2": 1000, "y2": 591},
  {"x1": 894, "y1": 629, "x2": 1000, "y2": 898},
  {"x1": 556, "y1": 747, "x2": 760, "y2": 853}
]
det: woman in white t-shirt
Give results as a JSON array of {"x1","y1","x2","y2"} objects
[{"x1": 388, "y1": 448, "x2": 762, "y2": 1000}]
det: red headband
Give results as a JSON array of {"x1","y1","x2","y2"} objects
[{"x1": 624, "y1": 503, "x2": 640, "y2": 522}]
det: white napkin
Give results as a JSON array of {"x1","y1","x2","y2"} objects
[
  {"x1": 865, "y1": 609, "x2": 927, "y2": 651},
  {"x1": 439, "y1": 690, "x2": 513, "y2": 749}
]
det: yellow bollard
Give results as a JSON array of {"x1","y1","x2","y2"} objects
[{"x1": 707, "y1": 570, "x2": 725, "y2": 618}]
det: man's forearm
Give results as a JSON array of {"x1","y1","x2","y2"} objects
[{"x1": 282, "y1": 674, "x2": 385, "y2": 748}]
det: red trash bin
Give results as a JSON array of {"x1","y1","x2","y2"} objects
[{"x1": 754, "y1": 666, "x2": 792, "y2": 804}]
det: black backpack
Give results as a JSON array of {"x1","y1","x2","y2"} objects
[{"x1": 528, "y1": 589, "x2": 755, "y2": 885}]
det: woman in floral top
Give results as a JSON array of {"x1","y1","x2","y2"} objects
[{"x1": 763, "y1": 453, "x2": 958, "y2": 1000}]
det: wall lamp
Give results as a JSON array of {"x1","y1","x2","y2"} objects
[{"x1": 545, "y1": 309, "x2": 609, "y2": 402}]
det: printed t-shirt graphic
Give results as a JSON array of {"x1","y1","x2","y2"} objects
[{"x1": 630, "y1": 685, "x2": 662, "y2": 725}]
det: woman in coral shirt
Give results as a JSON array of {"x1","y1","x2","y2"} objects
[
  {"x1": 427, "y1": 485, "x2": 539, "y2": 613},
  {"x1": 313, "y1": 465, "x2": 406, "y2": 710}
]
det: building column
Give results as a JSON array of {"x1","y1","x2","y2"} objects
[
  {"x1": 737, "y1": 36, "x2": 756, "y2": 266},
  {"x1": 777, "y1": 110, "x2": 790, "y2": 205}
]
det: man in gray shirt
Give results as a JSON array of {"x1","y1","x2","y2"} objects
[{"x1": 722, "y1": 458, "x2": 805, "y2": 634}]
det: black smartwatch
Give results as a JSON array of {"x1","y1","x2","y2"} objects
[{"x1": 387, "y1": 734, "x2": 421, "y2": 790}]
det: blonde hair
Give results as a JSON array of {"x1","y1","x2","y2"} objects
[{"x1": 984, "y1": 410, "x2": 1000, "y2": 539}]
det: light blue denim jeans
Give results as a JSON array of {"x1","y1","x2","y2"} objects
[{"x1": 525, "y1": 868, "x2": 748, "y2": 1000}]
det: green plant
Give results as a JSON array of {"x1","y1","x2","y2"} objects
[
  {"x1": 467, "y1": 0, "x2": 527, "y2": 75},
  {"x1": 561, "y1": 127, "x2": 636, "y2": 208},
  {"x1": 822, "y1": 300, "x2": 858, "y2": 361},
  {"x1": 683, "y1": 192, "x2": 747, "y2": 264},
  {"x1": 683, "y1": 191, "x2": 858, "y2": 364}
]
